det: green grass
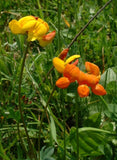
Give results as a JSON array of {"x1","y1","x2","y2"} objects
[{"x1": 0, "y1": 0, "x2": 117, "y2": 160}]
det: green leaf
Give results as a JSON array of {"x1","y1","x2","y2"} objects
[
  {"x1": 0, "y1": 59, "x2": 9, "y2": 74},
  {"x1": 68, "y1": 127, "x2": 114, "y2": 157},
  {"x1": 0, "y1": 141, "x2": 10, "y2": 160},
  {"x1": 100, "y1": 68, "x2": 117, "y2": 85},
  {"x1": 104, "y1": 103, "x2": 117, "y2": 121},
  {"x1": 84, "y1": 112, "x2": 101, "y2": 127},
  {"x1": 40, "y1": 146, "x2": 55, "y2": 160},
  {"x1": 50, "y1": 116, "x2": 58, "y2": 144}
]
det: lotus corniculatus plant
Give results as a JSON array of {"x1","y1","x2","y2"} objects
[{"x1": 53, "y1": 56, "x2": 106, "y2": 98}]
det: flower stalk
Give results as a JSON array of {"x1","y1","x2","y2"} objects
[
  {"x1": 38, "y1": 84, "x2": 56, "y2": 160},
  {"x1": 18, "y1": 42, "x2": 37, "y2": 160},
  {"x1": 68, "y1": 0, "x2": 112, "y2": 49},
  {"x1": 76, "y1": 99, "x2": 79, "y2": 160},
  {"x1": 57, "y1": 0, "x2": 62, "y2": 53}
]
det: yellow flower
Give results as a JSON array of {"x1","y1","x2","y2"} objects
[
  {"x1": 28, "y1": 18, "x2": 49, "y2": 41},
  {"x1": 53, "y1": 57, "x2": 65, "y2": 73},
  {"x1": 53, "y1": 55, "x2": 80, "y2": 73},
  {"x1": 9, "y1": 16, "x2": 37, "y2": 34},
  {"x1": 9, "y1": 16, "x2": 49, "y2": 42}
]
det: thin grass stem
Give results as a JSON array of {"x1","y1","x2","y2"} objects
[
  {"x1": 76, "y1": 94, "x2": 79, "y2": 160},
  {"x1": 57, "y1": 0, "x2": 62, "y2": 53},
  {"x1": 63, "y1": 106, "x2": 66, "y2": 159},
  {"x1": 60, "y1": 89, "x2": 66, "y2": 159},
  {"x1": 0, "y1": 141, "x2": 10, "y2": 160},
  {"x1": 99, "y1": 96, "x2": 110, "y2": 111},
  {"x1": 17, "y1": 123, "x2": 28, "y2": 155},
  {"x1": 18, "y1": 42, "x2": 37, "y2": 160},
  {"x1": 68, "y1": 0, "x2": 112, "y2": 48},
  {"x1": 38, "y1": 84, "x2": 56, "y2": 160}
]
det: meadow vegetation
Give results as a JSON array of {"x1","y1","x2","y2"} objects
[{"x1": 0, "y1": 0, "x2": 117, "y2": 160}]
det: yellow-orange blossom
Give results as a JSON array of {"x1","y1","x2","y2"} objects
[
  {"x1": 53, "y1": 56, "x2": 107, "y2": 97},
  {"x1": 9, "y1": 15, "x2": 56, "y2": 47}
]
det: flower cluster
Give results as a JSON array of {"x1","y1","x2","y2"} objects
[
  {"x1": 9, "y1": 16, "x2": 56, "y2": 47},
  {"x1": 53, "y1": 51, "x2": 106, "y2": 98}
]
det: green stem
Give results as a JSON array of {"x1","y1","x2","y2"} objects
[
  {"x1": 60, "y1": 89, "x2": 66, "y2": 159},
  {"x1": 99, "y1": 96, "x2": 110, "y2": 111},
  {"x1": 37, "y1": 0, "x2": 44, "y2": 19},
  {"x1": 17, "y1": 123, "x2": 28, "y2": 155},
  {"x1": 58, "y1": 0, "x2": 62, "y2": 53},
  {"x1": 0, "y1": 141, "x2": 10, "y2": 160},
  {"x1": 76, "y1": 94, "x2": 79, "y2": 160},
  {"x1": 68, "y1": 0, "x2": 112, "y2": 48},
  {"x1": 38, "y1": 84, "x2": 56, "y2": 160},
  {"x1": 63, "y1": 102, "x2": 66, "y2": 159},
  {"x1": 18, "y1": 43, "x2": 37, "y2": 160}
]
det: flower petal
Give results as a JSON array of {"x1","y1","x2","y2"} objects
[
  {"x1": 91, "y1": 84, "x2": 107, "y2": 95},
  {"x1": 35, "y1": 22, "x2": 49, "y2": 37},
  {"x1": 22, "y1": 20, "x2": 37, "y2": 32},
  {"x1": 77, "y1": 85, "x2": 90, "y2": 98},
  {"x1": 77, "y1": 71, "x2": 99, "y2": 87},
  {"x1": 38, "y1": 31, "x2": 56, "y2": 47},
  {"x1": 72, "y1": 59, "x2": 79, "y2": 66},
  {"x1": 53, "y1": 57, "x2": 65, "y2": 73},
  {"x1": 56, "y1": 77, "x2": 70, "y2": 89},
  {"x1": 9, "y1": 16, "x2": 50, "y2": 42},
  {"x1": 28, "y1": 22, "x2": 49, "y2": 41},
  {"x1": 63, "y1": 64, "x2": 80, "y2": 82},
  {"x1": 18, "y1": 16, "x2": 35, "y2": 24},
  {"x1": 65, "y1": 55, "x2": 80, "y2": 65},
  {"x1": 59, "y1": 48, "x2": 69, "y2": 60},
  {"x1": 9, "y1": 20, "x2": 23, "y2": 34},
  {"x1": 85, "y1": 62, "x2": 100, "y2": 76}
]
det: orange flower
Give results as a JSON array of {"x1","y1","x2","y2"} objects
[
  {"x1": 56, "y1": 77, "x2": 70, "y2": 89},
  {"x1": 77, "y1": 85, "x2": 90, "y2": 98},
  {"x1": 53, "y1": 55, "x2": 80, "y2": 73},
  {"x1": 59, "y1": 48, "x2": 69, "y2": 60},
  {"x1": 85, "y1": 62, "x2": 100, "y2": 76},
  {"x1": 38, "y1": 31, "x2": 56, "y2": 47},
  {"x1": 77, "y1": 71, "x2": 99, "y2": 87},
  {"x1": 54, "y1": 59, "x2": 106, "y2": 98},
  {"x1": 63, "y1": 64, "x2": 80, "y2": 82},
  {"x1": 9, "y1": 16, "x2": 56, "y2": 47},
  {"x1": 91, "y1": 83, "x2": 107, "y2": 95}
]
